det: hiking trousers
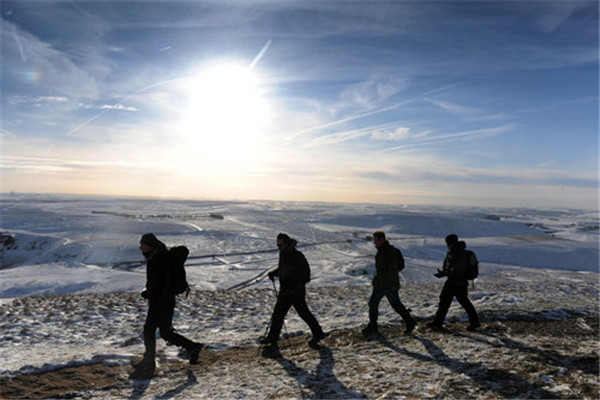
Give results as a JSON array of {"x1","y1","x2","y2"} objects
[
  {"x1": 266, "y1": 294, "x2": 324, "y2": 343},
  {"x1": 433, "y1": 279, "x2": 479, "y2": 326},
  {"x1": 143, "y1": 298, "x2": 196, "y2": 359},
  {"x1": 368, "y1": 287, "x2": 415, "y2": 326}
]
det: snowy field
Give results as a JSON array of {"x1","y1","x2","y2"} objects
[{"x1": 0, "y1": 194, "x2": 598, "y2": 399}]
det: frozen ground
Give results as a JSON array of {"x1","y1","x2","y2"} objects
[{"x1": 0, "y1": 194, "x2": 598, "y2": 398}]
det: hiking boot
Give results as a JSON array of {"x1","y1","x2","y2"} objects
[
  {"x1": 133, "y1": 359, "x2": 155, "y2": 371},
  {"x1": 361, "y1": 324, "x2": 378, "y2": 336},
  {"x1": 466, "y1": 323, "x2": 481, "y2": 332},
  {"x1": 130, "y1": 356, "x2": 155, "y2": 379},
  {"x1": 133, "y1": 353, "x2": 155, "y2": 370},
  {"x1": 426, "y1": 321, "x2": 444, "y2": 332},
  {"x1": 308, "y1": 332, "x2": 329, "y2": 348},
  {"x1": 404, "y1": 320, "x2": 416, "y2": 335},
  {"x1": 189, "y1": 343, "x2": 203, "y2": 365}
]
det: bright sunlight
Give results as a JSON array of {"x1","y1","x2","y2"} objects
[{"x1": 175, "y1": 62, "x2": 270, "y2": 171}]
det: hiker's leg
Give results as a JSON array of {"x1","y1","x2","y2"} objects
[
  {"x1": 142, "y1": 302, "x2": 160, "y2": 362},
  {"x1": 291, "y1": 295, "x2": 324, "y2": 337},
  {"x1": 151, "y1": 299, "x2": 196, "y2": 351},
  {"x1": 385, "y1": 289, "x2": 415, "y2": 324},
  {"x1": 455, "y1": 285, "x2": 479, "y2": 326},
  {"x1": 159, "y1": 326, "x2": 196, "y2": 350},
  {"x1": 267, "y1": 295, "x2": 293, "y2": 342},
  {"x1": 433, "y1": 281, "x2": 454, "y2": 325},
  {"x1": 368, "y1": 288, "x2": 386, "y2": 326}
]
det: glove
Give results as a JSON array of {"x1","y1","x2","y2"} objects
[
  {"x1": 140, "y1": 289, "x2": 150, "y2": 299},
  {"x1": 434, "y1": 270, "x2": 445, "y2": 278},
  {"x1": 268, "y1": 271, "x2": 275, "y2": 281}
]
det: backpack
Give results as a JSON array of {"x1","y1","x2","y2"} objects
[
  {"x1": 392, "y1": 246, "x2": 405, "y2": 272},
  {"x1": 167, "y1": 246, "x2": 191, "y2": 296},
  {"x1": 463, "y1": 249, "x2": 479, "y2": 280},
  {"x1": 298, "y1": 252, "x2": 311, "y2": 284}
]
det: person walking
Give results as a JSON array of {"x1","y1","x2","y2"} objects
[
  {"x1": 427, "y1": 233, "x2": 480, "y2": 332},
  {"x1": 136, "y1": 233, "x2": 202, "y2": 372},
  {"x1": 362, "y1": 231, "x2": 416, "y2": 336},
  {"x1": 260, "y1": 233, "x2": 327, "y2": 348}
]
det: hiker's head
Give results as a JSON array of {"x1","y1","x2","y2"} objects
[
  {"x1": 445, "y1": 233, "x2": 459, "y2": 249},
  {"x1": 276, "y1": 233, "x2": 291, "y2": 251},
  {"x1": 140, "y1": 233, "x2": 159, "y2": 254},
  {"x1": 373, "y1": 231, "x2": 386, "y2": 248}
]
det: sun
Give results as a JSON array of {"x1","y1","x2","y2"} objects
[{"x1": 176, "y1": 62, "x2": 270, "y2": 169}]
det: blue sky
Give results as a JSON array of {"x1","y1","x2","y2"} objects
[{"x1": 1, "y1": 1, "x2": 598, "y2": 209}]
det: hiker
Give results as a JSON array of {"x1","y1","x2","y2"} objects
[
  {"x1": 136, "y1": 233, "x2": 202, "y2": 370},
  {"x1": 260, "y1": 233, "x2": 327, "y2": 348},
  {"x1": 427, "y1": 233, "x2": 480, "y2": 332},
  {"x1": 362, "y1": 231, "x2": 416, "y2": 336}
]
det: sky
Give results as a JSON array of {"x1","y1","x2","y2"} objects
[{"x1": 1, "y1": 1, "x2": 598, "y2": 209}]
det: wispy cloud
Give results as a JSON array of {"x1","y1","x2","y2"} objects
[
  {"x1": 2, "y1": 20, "x2": 99, "y2": 98},
  {"x1": 370, "y1": 126, "x2": 430, "y2": 141},
  {"x1": 10, "y1": 23, "x2": 26, "y2": 62},
  {"x1": 354, "y1": 164, "x2": 597, "y2": 189},
  {"x1": 99, "y1": 104, "x2": 138, "y2": 111},
  {"x1": 303, "y1": 120, "x2": 422, "y2": 148},
  {"x1": 2, "y1": 154, "x2": 160, "y2": 172},
  {"x1": 336, "y1": 75, "x2": 407, "y2": 112},
  {"x1": 426, "y1": 98, "x2": 507, "y2": 121},
  {"x1": 426, "y1": 98, "x2": 478, "y2": 115},
  {"x1": 8, "y1": 95, "x2": 69, "y2": 105},
  {"x1": 379, "y1": 126, "x2": 512, "y2": 153},
  {"x1": 286, "y1": 103, "x2": 402, "y2": 141}
]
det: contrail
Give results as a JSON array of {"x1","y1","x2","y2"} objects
[
  {"x1": 377, "y1": 125, "x2": 512, "y2": 153},
  {"x1": 286, "y1": 103, "x2": 403, "y2": 141},
  {"x1": 65, "y1": 77, "x2": 184, "y2": 137},
  {"x1": 12, "y1": 24, "x2": 27, "y2": 62},
  {"x1": 249, "y1": 39, "x2": 272, "y2": 70}
]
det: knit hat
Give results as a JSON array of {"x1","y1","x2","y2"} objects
[
  {"x1": 445, "y1": 233, "x2": 459, "y2": 245},
  {"x1": 140, "y1": 233, "x2": 160, "y2": 248}
]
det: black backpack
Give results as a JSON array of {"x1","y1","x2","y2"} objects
[
  {"x1": 390, "y1": 245, "x2": 405, "y2": 272},
  {"x1": 298, "y1": 252, "x2": 311, "y2": 284},
  {"x1": 167, "y1": 246, "x2": 191, "y2": 296},
  {"x1": 463, "y1": 249, "x2": 479, "y2": 280}
]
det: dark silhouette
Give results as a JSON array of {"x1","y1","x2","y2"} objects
[
  {"x1": 428, "y1": 234, "x2": 480, "y2": 331},
  {"x1": 134, "y1": 233, "x2": 202, "y2": 374},
  {"x1": 362, "y1": 231, "x2": 415, "y2": 336},
  {"x1": 261, "y1": 233, "x2": 326, "y2": 348}
]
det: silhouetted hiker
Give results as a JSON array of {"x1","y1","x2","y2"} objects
[
  {"x1": 260, "y1": 233, "x2": 327, "y2": 348},
  {"x1": 135, "y1": 233, "x2": 202, "y2": 372},
  {"x1": 362, "y1": 231, "x2": 416, "y2": 336},
  {"x1": 427, "y1": 233, "x2": 480, "y2": 332}
]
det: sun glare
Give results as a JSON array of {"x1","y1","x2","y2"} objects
[{"x1": 176, "y1": 63, "x2": 270, "y2": 171}]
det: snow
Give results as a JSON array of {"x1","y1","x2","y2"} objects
[{"x1": 0, "y1": 194, "x2": 598, "y2": 398}]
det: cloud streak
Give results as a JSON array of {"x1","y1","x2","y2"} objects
[{"x1": 379, "y1": 126, "x2": 513, "y2": 153}]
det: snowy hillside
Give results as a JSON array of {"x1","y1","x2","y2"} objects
[
  {"x1": 0, "y1": 194, "x2": 598, "y2": 398},
  {"x1": 1, "y1": 194, "x2": 597, "y2": 298}
]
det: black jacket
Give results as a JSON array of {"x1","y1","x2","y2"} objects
[
  {"x1": 373, "y1": 241, "x2": 401, "y2": 290},
  {"x1": 271, "y1": 239, "x2": 311, "y2": 296},
  {"x1": 441, "y1": 241, "x2": 469, "y2": 281},
  {"x1": 144, "y1": 241, "x2": 173, "y2": 301}
]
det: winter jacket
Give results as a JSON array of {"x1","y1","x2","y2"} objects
[
  {"x1": 144, "y1": 241, "x2": 173, "y2": 302},
  {"x1": 271, "y1": 239, "x2": 311, "y2": 296},
  {"x1": 441, "y1": 241, "x2": 469, "y2": 281},
  {"x1": 372, "y1": 241, "x2": 401, "y2": 290}
]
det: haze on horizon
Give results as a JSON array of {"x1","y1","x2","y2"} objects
[{"x1": 1, "y1": 1, "x2": 598, "y2": 210}]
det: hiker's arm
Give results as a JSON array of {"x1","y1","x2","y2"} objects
[{"x1": 158, "y1": 255, "x2": 173, "y2": 302}]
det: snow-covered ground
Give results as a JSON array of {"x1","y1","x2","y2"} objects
[{"x1": 0, "y1": 194, "x2": 598, "y2": 398}]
